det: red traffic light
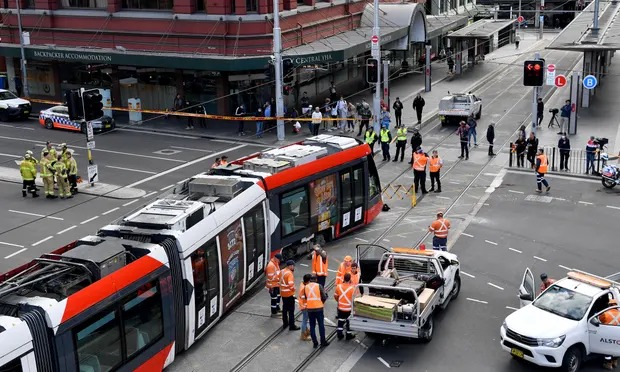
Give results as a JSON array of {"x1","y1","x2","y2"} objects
[{"x1": 523, "y1": 60, "x2": 545, "y2": 86}]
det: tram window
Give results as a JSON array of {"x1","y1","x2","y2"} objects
[
  {"x1": 367, "y1": 156, "x2": 380, "y2": 199},
  {"x1": 0, "y1": 358, "x2": 23, "y2": 372},
  {"x1": 280, "y1": 187, "x2": 309, "y2": 236},
  {"x1": 122, "y1": 281, "x2": 163, "y2": 358},
  {"x1": 243, "y1": 206, "x2": 266, "y2": 278},
  {"x1": 191, "y1": 238, "x2": 219, "y2": 331},
  {"x1": 341, "y1": 172, "x2": 352, "y2": 210},
  {"x1": 75, "y1": 310, "x2": 122, "y2": 372},
  {"x1": 353, "y1": 167, "x2": 364, "y2": 205}
]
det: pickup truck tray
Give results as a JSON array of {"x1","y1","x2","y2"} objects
[{"x1": 368, "y1": 278, "x2": 425, "y2": 303}]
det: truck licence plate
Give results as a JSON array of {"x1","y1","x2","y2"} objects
[{"x1": 510, "y1": 348, "x2": 524, "y2": 359}]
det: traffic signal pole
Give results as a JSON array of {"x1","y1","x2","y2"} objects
[
  {"x1": 531, "y1": 52, "x2": 541, "y2": 135},
  {"x1": 80, "y1": 88, "x2": 101, "y2": 186},
  {"x1": 372, "y1": 0, "x2": 381, "y2": 133},
  {"x1": 273, "y1": 0, "x2": 285, "y2": 142}
]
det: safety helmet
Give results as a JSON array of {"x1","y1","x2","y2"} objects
[
  {"x1": 24, "y1": 154, "x2": 31, "y2": 159},
  {"x1": 26, "y1": 150, "x2": 33, "y2": 155},
  {"x1": 344, "y1": 256, "x2": 353, "y2": 262}
]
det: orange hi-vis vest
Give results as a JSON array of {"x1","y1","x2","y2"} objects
[
  {"x1": 298, "y1": 282, "x2": 307, "y2": 311},
  {"x1": 600, "y1": 308, "x2": 620, "y2": 325},
  {"x1": 312, "y1": 252, "x2": 328, "y2": 277},
  {"x1": 537, "y1": 154, "x2": 548, "y2": 173},
  {"x1": 304, "y1": 282, "x2": 323, "y2": 310},
  {"x1": 429, "y1": 156, "x2": 442, "y2": 172},
  {"x1": 350, "y1": 271, "x2": 361, "y2": 295},
  {"x1": 335, "y1": 282, "x2": 355, "y2": 311},
  {"x1": 335, "y1": 262, "x2": 352, "y2": 286},
  {"x1": 279, "y1": 268, "x2": 295, "y2": 297},
  {"x1": 430, "y1": 218, "x2": 450, "y2": 238},
  {"x1": 413, "y1": 153, "x2": 428, "y2": 171},
  {"x1": 265, "y1": 258, "x2": 280, "y2": 289}
]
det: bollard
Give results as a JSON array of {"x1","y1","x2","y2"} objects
[
  {"x1": 552, "y1": 147, "x2": 557, "y2": 171},
  {"x1": 509, "y1": 142, "x2": 514, "y2": 167}
]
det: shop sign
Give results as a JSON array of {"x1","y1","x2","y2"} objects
[
  {"x1": 31, "y1": 50, "x2": 113, "y2": 63},
  {"x1": 291, "y1": 53, "x2": 335, "y2": 65}
]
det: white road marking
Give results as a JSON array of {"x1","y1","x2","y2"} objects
[
  {"x1": 142, "y1": 191, "x2": 157, "y2": 198},
  {"x1": 122, "y1": 199, "x2": 139, "y2": 207},
  {"x1": 485, "y1": 240, "x2": 498, "y2": 245},
  {"x1": 123, "y1": 144, "x2": 247, "y2": 189},
  {"x1": 487, "y1": 282, "x2": 505, "y2": 291},
  {"x1": 578, "y1": 201, "x2": 593, "y2": 205},
  {"x1": 212, "y1": 139, "x2": 273, "y2": 148},
  {"x1": 80, "y1": 216, "x2": 99, "y2": 225},
  {"x1": 57, "y1": 225, "x2": 77, "y2": 235},
  {"x1": 508, "y1": 247, "x2": 522, "y2": 253},
  {"x1": 0, "y1": 241, "x2": 24, "y2": 248},
  {"x1": 324, "y1": 318, "x2": 336, "y2": 326},
  {"x1": 0, "y1": 124, "x2": 14, "y2": 128},
  {"x1": 170, "y1": 145, "x2": 212, "y2": 152},
  {"x1": 606, "y1": 205, "x2": 620, "y2": 210},
  {"x1": 105, "y1": 165, "x2": 157, "y2": 175},
  {"x1": 435, "y1": 196, "x2": 450, "y2": 200},
  {"x1": 484, "y1": 173, "x2": 499, "y2": 177},
  {"x1": 32, "y1": 236, "x2": 53, "y2": 247},
  {"x1": 461, "y1": 271, "x2": 475, "y2": 278},
  {"x1": 0, "y1": 152, "x2": 21, "y2": 158},
  {"x1": 383, "y1": 239, "x2": 390, "y2": 242},
  {"x1": 505, "y1": 306, "x2": 519, "y2": 311},
  {"x1": 461, "y1": 232, "x2": 474, "y2": 238},
  {"x1": 328, "y1": 269, "x2": 337, "y2": 273},
  {"x1": 19, "y1": 127, "x2": 34, "y2": 131},
  {"x1": 9, "y1": 209, "x2": 63, "y2": 220},
  {"x1": 117, "y1": 127, "x2": 200, "y2": 139},
  {"x1": 533, "y1": 256, "x2": 547, "y2": 262},
  {"x1": 553, "y1": 197, "x2": 566, "y2": 201},
  {"x1": 449, "y1": 181, "x2": 460, "y2": 184},
  {"x1": 4, "y1": 248, "x2": 27, "y2": 259},
  {"x1": 160, "y1": 184, "x2": 175, "y2": 191},
  {"x1": 377, "y1": 357, "x2": 391, "y2": 368},
  {"x1": 559, "y1": 264, "x2": 571, "y2": 270},
  {"x1": 102, "y1": 207, "x2": 120, "y2": 215},
  {"x1": 354, "y1": 237, "x2": 369, "y2": 242},
  {"x1": 466, "y1": 297, "x2": 488, "y2": 304},
  {"x1": 299, "y1": 263, "x2": 309, "y2": 267},
  {"x1": 508, "y1": 189, "x2": 525, "y2": 194}
]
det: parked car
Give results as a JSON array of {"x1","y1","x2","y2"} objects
[
  {"x1": 39, "y1": 105, "x2": 115, "y2": 133},
  {"x1": 0, "y1": 89, "x2": 31, "y2": 121}
]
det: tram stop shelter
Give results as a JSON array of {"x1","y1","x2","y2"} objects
[
  {"x1": 445, "y1": 19, "x2": 516, "y2": 74},
  {"x1": 546, "y1": 0, "x2": 620, "y2": 108}
]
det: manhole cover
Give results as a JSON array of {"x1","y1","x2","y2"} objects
[
  {"x1": 390, "y1": 361, "x2": 403, "y2": 368},
  {"x1": 524, "y1": 194, "x2": 553, "y2": 203}
]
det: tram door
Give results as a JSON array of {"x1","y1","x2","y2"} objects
[
  {"x1": 339, "y1": 165, "x2": 365, "y2": 233},
  {"x1": 191, "y1": 238, "x2": 221, "y2": 336}
]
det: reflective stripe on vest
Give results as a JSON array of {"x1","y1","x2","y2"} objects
[
  {"x1": 603, "y1": 309, "x2": 620, "y2": 325},
  {"x1": 397, "y1": 128, "x2": 407, "y2": 141},
  {"x1": 413, "y1": 153, "x2": 427, "y2": 171},
  {"x1": 432, "y1": 218, "x2": 449, "y2": 238},
  {"x1": 312, "y1": 253, "x2": 328, "y2": 277},
  {"x1": 336, "y1": 283, "x2": 354, "y2": 311},
  {"x1": 365, "y1": 131, "x2": 376, "y2": 144},
  {"x1": 537, "y1": 154, "x2": 548, "y2": 173},
  {"x1": 279, "y1": 268, "x2": 295, "y2": 297},
  {"x1": 305, "y1": 282, "x2": 323, "y2": 309},
  {"x1": 298, "y1": 283, "x2": 307, "y2": 310},
  {"x1": 265, "y1": 259, "x2": 280, "y2": 289},
  {"x1": 429, "y1": 157, "x2": 442, "y2": 172},
  {"x1": 380, "y1": 129, "x2": 390, "y2": 143}
]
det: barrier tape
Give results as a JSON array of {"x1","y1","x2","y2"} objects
[{"x1": 27, "y1": 98, "x2": 354, "y2": 122}]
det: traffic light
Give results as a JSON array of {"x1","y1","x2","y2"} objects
[
  {"x1": 83, "y1": 91, "x2": 104, "y2": 121},
  {"x1": 265, "y1": 64, "x2": 275, "y2": 81},
  {"x1": 366, "y1": 58, "x2": 379, "y2": 84},
  {"x1": 65, "y1": 90, "x2": 83, "y2": 121},
  {"x1": 523, "y1": 60, "x2": 544, "y2": 86},
  {"x1": 283, "y1": 58, "x2": 295, "y2": 83}
]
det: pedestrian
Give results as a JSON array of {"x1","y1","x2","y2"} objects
[
  {"x1": 392, "y1": 97, "x2": 404, "y2": 127},
  {"x1": 300, "y1": 92, "x2": 310, "y2": 116},
  {"x1": 486, "y1": 123, "x2": 496, "y2": 156},
  {"x1": 293, "y1": 120, "x2": 302, "y2": 134},
  {"x1": 429, "y1": 150, "x2": 443, "y2": 193},
  {"x1": 537, "y1": 98, "x2": 544, "y2": 127},
  {"x1": 447, "y1": 56, "x2": 455, "y2": 74},
  {"x1": 380, "y1": 106, "x2": 391, "y2": 130},
  {"x1": 515, "y1": 33, "x2": 521, "y2": 49},
  {"x1": 20, "y1": 154, "x2": 38, "y2": 198},
  {"x1": 310, "y1": 245, "x2": 328, "y2": 288},
  {"x1": 357, "y1": 99, "x2": 371, "y2": 136},
  {"x1": 221, "y1": 156, "x2": 229, "y2": 166},
  {"x1": 515, "y1": 134, "x2": 527, "y2": 167},
  {"x1": 40, "y1": 151, "x2": 55, "y2": 199},
  {"x1": 428, "y1": 211, "x2": 451, "y2": 251},
  {"x1": 364, "y1": 126, "x2": 377, "y2": 154},
  {"x1": 347, "y1": 102, "x2": 356, "y2": 132},
  {"x1": 412, "y1": 147, "x2": 428, "y2": 194},
  {"x1": 409, "y1": 128, "x2": 423, "y2": 164},
  {"x1": 311, "y1": 107, "x2": 322, "y2": 136},
  {"x1": 173, "y1": 93, "x2": 184, "y2": 122},
  {"x1": 539, "y1": 273, "x2": 556, "y2": 294},
  {"x1": 535, "y1": 148, "x2": 551, "y2": 193},
  {"x1": 322, "y1": 98, "x2": 332, "y2": 131},
  {"x1": 337, "y1": 96, "x2": 348, "y2": 133},
  {"x1": 599, "y1": 298, "x2": 620, "y2": 370},
  {"x1": 235, "y1": 103, "x2": 246, "y2": 136},
  {"x1": 334, "y1": 273, "x2": 356, "y2": 341},
  {"x1": 279, "y1": 260, "x2": 300, "y2": 331},
  {"x1": 380, "y1": 125, "x2": 392, "y2": 161},
  {"x1": 211, "y1": 158, "x2": 221, "y2": 169},
  {"x1": 585, "y1": 136, "x2": 599, "y2": 174},
  {"x1": 329, "y1": 82, "x2": 337, "y2": 103},
  {"x1": 330, "y1": 99, "x2": 339, "y2": 131},
  {"x1": 264, "y1": 103, "x2": 272, "y2": 133},
  {"x1": 52, "y1": 154, "x2": 71, "y2": 199},
  {"x1": 518, "y1": 124, "x2": 526, "y2": 140},
  {"x1": 526, "y1": 132, "x2": 539, "y2": 168},
  {"x1": 255, "y1": 107, "x2": 264, "y2": 138},
  {"x1": 64, "y1": 151, "x2": 78, "y2": 195},
  {"x1": 298, "y1": 273, "x2": 312, "y2": 341},
  {"x1": 457, "y1": 121, "x2": 470, "y2": 160},
  {"x1": 413, "y1": 93, "x2": 425, "y2": 125},
  {"x1": 560, "y1": 100, "x2": 571, "y2": 134},
  {"x1": 467, "y1": 114, "x2": 478, "y2": 147},
  {"x1": 393, "y1": 124, "x2": 408, "y2": 162},
  {"x1": 304, "y1": 275, "x2": 329, "y2": 349},
  {"x1": 265, "y1": 253, "x2": 282, "y2": 317},
  {"x1": 335, "y1": 255, "x2": 353, "y2": 286},
  {"x1": 558, "y1": 132, "x2": 570, "y2": 171}
]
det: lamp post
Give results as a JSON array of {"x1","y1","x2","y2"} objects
[
  {"x1": 15, "y1": 0, "x2": 29, "y2": 97},
  {"x1": 372, "y1": 0, "x2": 381, "y2": 133},
  {"x1": 273, "y1": 0, "x2": 285, "y2": 141}
]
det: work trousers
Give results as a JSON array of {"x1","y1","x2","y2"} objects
[
  {"x1": 395, "y1": 112, "x2": 402, "y2": 127},
  {"x1": 269, "y1": 287, "x2": 281, "y2": 314},
  {"x1": 517, "y1": 152, "x2": 525, "y2": 167},
  {"x1": 415, "y1": 108, "x2": 423, "y2": 123},
  {"x1": 586, "y1": 153, "x2": 596, "y2": 174},
  {"x1": 536, "y1": 172, "x2": 549, "y2": 190},
  {"x1": 413, "y1": 170, "x2": 427, "y2": 193},
  {"x1": 312, "y1": 123, "x2": 320, "y2": 136},
  {"x1": 56, "y1": 177, "x2": 70, "y2": 198},
  {"x1": 308, "y1": 309, "x2": 327, "y2": 345},
  {"x1": 282, "y1": 296, "x2": 296, "y2": 329},
  {"x1": 42, "y1": 176, "x2": 54, "y2": 196},
  {"x1": 394, "y1": 140, "x2": 407, "y2": 161},
  {"x1": 460, "y1": 141, "x2": 469, "y2": 158},
  {"x1": 357, "y1": 119, "x2": 369, "y2": 136},
  {"x1": 336, "y1": 309, "x2": 352, "y2": 338},
  {"x1": 381, "y1": 142, "x2": 391, "y2": 161},
  {"x1": 301, "y1": 310, "x2": 309, "y2": 334},
  {"x1": 432, "y1": 236, "x2": 448, "y2": 251},
  {"x1": 430, "y1": 171, "x2": 441, "y2": 191},
  {"x1": 559, "y1": 151, "x2": 570, "y2": 170},
  {"x1": 68, "y1": 174, "x2": 78, "y2": 194},
  {"x1": 22, "y1": 180, "x2": 36, "y2": 196},
  {"x1": 238, "y1": 120, "x2": 244, "y2": 134},
  {"x1": 316, "y1": 275, "x2": 327, "y2": 288}
]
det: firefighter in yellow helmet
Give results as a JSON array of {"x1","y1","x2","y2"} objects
[
  {"x1": 20, "y1": 154, "x2": 38, "y2": 198},
  {"x1": 52, "y1": 154, "x2": 72, "y2": 199}
]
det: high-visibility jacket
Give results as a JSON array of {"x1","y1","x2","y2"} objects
[
  {"x1": 279, "y1": 268, "x2": 295, "y2": 297},
  {"x1": 41, "y1": 147, "x2": 57, "y2": 163},
  {"x1": 39, "y1": 158, "x2": 52, "y2": 178},
  {"x1": 20, "y1": 160, "x2": 37, "y2": 181},
  {"x1": 429, "y1": 156, "x2": 443, "y2": 172},
  {"x1": 350, "y1": 270, "x2": 361, "y2": 295},
  {"x1": 335, "y1": 282, "x2": 354, "y2": 311},
  {"x1": 53, "y1": 161, "x2": 67, "y2": 179},
  {"x1": 264, "y1": 258, "x2": 280, "y2": 289},
  {"x1": 413, "y1": 153, "x2": 428, "y2": 171},
  {"x1": 380, "y1": 129, "x2": 391, "y2": 143},
  {"x1": 304, "y1": 282, "x2": 323, "y2": 310},
  {"x1": 599, "y1": 308, "x2": 620, "y2": 325},
  {"x1": 311, "y1": 251, "x2": 328, "y2": 277},
  {"x1": 396, "y1": 128, "x2": 407, "y2": 141},
  {"x1": 65, "y1": 157, "x2": 78, "y2": 176},
  {"x1": 335, "y1": 262, "x2": 352, "y2": 286},
  {"x1": 365, "y1": 130, "x2": 377, "y2": 144},
  {"x1": 298, "y1": 282, "x2": 307, "y2": 311},
  {"x1": 536, "y1": 154, "x2": 548, "y2": 173},
  {"x1": 429, "y1": 217, "x2": 450, "y2": 238}
]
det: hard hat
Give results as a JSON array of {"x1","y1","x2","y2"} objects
[
  {"x1": 26, "y1": 150, "x2": 33, "y2": 155},
  {"x1": 286, "y1": 260, "x2": 295, "y2": 266},
  {"x1": 344, "y1": 256, "x2": 352, "y2": 262},
  {"x1": 24, "y1": 154, "x2": 31, "y2": 159},
  {"x1": 274, "y1": 253, "x2": 283, "y2": 261}
]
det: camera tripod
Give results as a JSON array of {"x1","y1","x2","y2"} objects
[{"x1": 548, "y1": 111, "x2": 560, "y2": 128}]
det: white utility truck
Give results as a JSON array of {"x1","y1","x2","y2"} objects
[
  {"x1": 349, "y1": 245, "x2": 461, "y2": 342},
  {"x1": 438, "y1": 92, "x2": 482, "y2": 126},
  {"x1": 501, "y1": 269, "x2": 620, "y2": 372}
]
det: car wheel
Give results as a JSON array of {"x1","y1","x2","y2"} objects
[
  {"x1": 421, "y1": 315, "x2": 434, "y2": 342},
  {"x1": 44, "y1": 118, "x2": 54, "y2": 129},
  {"x1": 475, "y1": 106, "x2": 482, "y2": 119},
  {"x1": 602, "y1": 178, "x2": 616, "y2": 189},
  {"x1": 561, "y1": 346, "x2": 582, "y2": 372},
  {"x1": 0, "y1": 110, "x2": 9, "y2": 122},
  {"x1": 451, "y1": 275, "x2": 461, "y2": 300}
]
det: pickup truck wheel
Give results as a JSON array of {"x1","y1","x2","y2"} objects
[
  {"x1": 475, "y1": 106, "x2": 482, "y2": 119},
  {"x1": 0, "y1": 110, "x2": 8, "y2": 122},
  {"x1": 421, "y1": 315, "x2": 434, "y2": 343},
  {"x1": 451, "y1": 276, "x2": 461, "y2": 300},
  {"x1": 561, "y1": 346, "x2": 582, "y2": 372}
]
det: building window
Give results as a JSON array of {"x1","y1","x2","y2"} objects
[
  {"x1": 246, "y1": 0, "x2": 257, "y2": 12},
  {"x1": 196, "y1": 0, "x2": 205, "y2": 11},
  {"x1": 61, "y1": 0, "x2": 107, "y2": 7},
  {"x1": 280, "y1": 187, "x2": 309, "y2": 236},
  {"x1": 122, "y1": 0, "x2": 172, "y2": 10}
]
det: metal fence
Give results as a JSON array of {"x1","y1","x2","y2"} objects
[{"x1": 508, "y1": 144, "x2": 604, "y2": 175}]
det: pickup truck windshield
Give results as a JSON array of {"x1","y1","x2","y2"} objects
[{"x1": 533, "y1": 285, "x2": 592, "y2": 321}]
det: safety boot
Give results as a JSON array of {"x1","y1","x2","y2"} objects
[
  {"x1": 345, "y1": 333, "x2": 356, "y2": 341},
  {"x1": 22, "y1": 190, "x2": 27, "y2": 197},
  {"x1": 32, "y1": 191, "x2": 39, "y2": 198},
  {"x1": 613, "y1": 359, "x2": 619, "y2": 368},
  {"x1": 603, "y1": 361, "x2": 613, "y2": 370}
]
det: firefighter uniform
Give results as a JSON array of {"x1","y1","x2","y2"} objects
[
  {"x1": 429, "y1": 213, "x2": 451, "y2": 251},
  {"x1": 429, "y1": 153, "x2": 443, "y2": 192},
  {"x1": 20, "y1": 155, "x2": 38, "y2": 198},
  {"x1": 412, "y1": 150, "x2": 428, "y2": 194},
  {"x1": 65, "y1": 152, "x2": 78, "y2": 194},
  {"x1": 279, "y1": 260, "x2": 299, "y2": 330},
  {"x1": 393, "y1": 126, "x2": 408, "y2": 162},
  {"x1": 41, "y1": 143, "x2": 57, "y2": 162},
  {"x1": 334, "y1": 275, "x2": 356, "y2": 340},
  {"x1": 365, "y1": 129, "x2": 377, "y2": 153},
  {"x1": 311, "y1": 248, "x2": 328, "y2": 287},
  {"x1": 265, "y1": 254, "x2": 282, "y2": 315},
  {"x1": 52, "y1": 155, "x2": 72, "y2": 199},
  {"x1": 535, "y1": 149, "x2": 550, "y2": 193},
  {"x1": 380, "y1": 127, "x2": 392, "y2": 161},
  {"x1": 40, "y1": 153, "x2": 55, "y2": 198}
]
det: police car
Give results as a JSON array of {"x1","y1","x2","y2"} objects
[
  {"x1": 39, "y1": 105, "x2": 115, "y2": 133},
  {"x1": 0, "y1": 89, "x2": 32, "y2": 121}
]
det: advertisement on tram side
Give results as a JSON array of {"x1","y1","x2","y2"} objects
[
  {"x1": 219, "y1": 220, "x2": 245, "y2": 312},
  {"x1": 310, "y1": 174, "x2": 337, "y2": 232}
]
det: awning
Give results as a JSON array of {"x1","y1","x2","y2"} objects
[
  {"x1": 447, "y1": 19, "x2": 516, "y2": 39},
  {"x1": 426, "y1": 14, "x2": 470, "y2": 39},
  {"x1": 360, "y1": 3, "x2": 427, "y2": 46}
]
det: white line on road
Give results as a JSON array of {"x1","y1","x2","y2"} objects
[
  {"x1": 606, "y1": 205, "x2": 620, "y2": 210},
  {"x1": 324, "y1": 318, "x2": 336, "y2": 326},
  {"x1": 435, "y1": 196, "x2": 450, "y2": 200},
  {"x1": 122, "y1": 199, "x2": 139, "y2": 207},
  {"x1": 484, "y1": 173, "x2": 499, "y2": 177},
  {"x1": 142, "y1": 191, "x2": 157, "y2": 199},
  {"x1": 328, "y1": 269, "x2": 337, "y2": 273},
  {"x1": 80, "y1": 216, "x2": 99, "y2": 225},
  {"x1": 9, "y1": 209, "x2": 63, "y2": 220},
  {"x1": 4, "y1": 248, "x2": 27, "y2": 259},
  {"x1": 299, "y1": 263, "x2": 309, "y2": 267},
  {"x1": 449, "y1": 181, "x2": 460, "y2": 184},
  {"x1": 505, "y1": 306, "x2": 519, "y2": 311},
  {"x1": 559, "y1": 264, "x2": 571, "y2": 270},
  {"x1": 488, "y1": 282, "x2": 505, "y2": 291},
  {"x1": 0, "y1": 152, "x2": 21, "y2": 158},
  {"x1": 508, "y1": 247, "x2": 523, "y2": 253},
  {"x1": 466, "y1": 297, "x2": 488, "y2": 304},
  {"x1": 170, "y1": 145, "x2": 212, "y2": 152},
  {"x1": 0, "y1": 241, "x2": 24, "y2": 248},
  {"x1": 123, "y1": 144, "x2": 247, "y2": 189},
  {"x1": 553, "y1": 197, "x2": 567, "y2": 201},
  {"x1": 578, "y1": 201, "x2": 593, "y2": 205},
  {"x1": 105, "y1": 165, "x2": 157, "y2": 175},
  {"x1": 57, "y1": 225, "x2": 77, "y2": 235},
  {"x1": 160, "y1": 184, "x2": 175, "y2": 191},
  {"x1": 116, "y1": 127, "x2": 200, "y2": 139},
  {"x1": 32, "y1": 236, "x2": 53, "y2": 247},
  {"x1": 461, "y1": 233, "x2": 474, "y2": 237},
  {"x1": 508, "y1": 190, "x2": 525, "y2": 194},
  {"x1": 354, "y1": 237, "x2": 368, "y2": 242},
  {"x1": 377, "y1": 357, "x2": 391, "y2": 369},
  {"x1": 533, "y1": 256, "x2": 547, "y2": 262},
  {"x1": 382, "y1": 239, "x2": 390, "y2": 242},
  {"x1": 0, "y1": 124, "x2": 14, "y2": 128},
  {"x1": 102, "y1": 207, "x2": 120, "y2": 215},
  {"x1": 461, "y1": 271, "x2": 475, "y2": 278},
  {"x1": 485, "y1": 240, "x2": 498, "y2": 245},
  {"x1": 211, "y1": 139, "x2": 273, "y2": 148}
]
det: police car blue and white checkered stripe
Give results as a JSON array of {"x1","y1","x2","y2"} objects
[{"x1": 40, "y1": 112, "x2": 80, "y2": 129}]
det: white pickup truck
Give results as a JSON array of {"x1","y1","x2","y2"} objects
[
  {"x1": 348, "y1": 245, "x2": 461, "y2": 342},
  {"x1": 438, "y1": 92, "x2": 482, "y2": 126},
  {"x1": 500, "y1": 269, "x2": 620, "y2": 372}
]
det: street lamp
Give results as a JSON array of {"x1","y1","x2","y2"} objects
[{"x1": 15, "y1": 0, "x2": 29, "y2": 97}]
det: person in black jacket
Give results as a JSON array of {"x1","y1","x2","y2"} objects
[
  {"x1": 526, "y1": 132, "x2": 539, "y2": 168},
  {"x1": 558, "y1": 132, "x2": 571, "y2": 171},
  {"x1": 408, "y1": 129, "x2": 423, "y2": 164},
  {"x1": 392, "y1": 97, "x2": 404, "y2": 127},
  {"x1": 412, "y1": 94, "x2": 425, "y2": 125},
  {"x1": 486, "y1": 124, "x2": 495, "y2": 156},
  {"x1": 515, "y1": 134, "x2": 526, "y2": 167}
]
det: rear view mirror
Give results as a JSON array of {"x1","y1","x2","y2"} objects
[
  {"x1": 451, "y1": 260, "x2": 459, "y2": 266},
  {"x1": 590, "y1": 317, "x2": 601, "y2": 327},
  {"x1": 519, "y1": 293, "x2": 533, "y2": 302}
]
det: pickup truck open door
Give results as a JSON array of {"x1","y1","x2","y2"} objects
[
  {"x1": 588, "y1": 306, "x2": 620, "y2": 357},
  {"x1": 518, "y1": 268, "x2": 535, "y2": 308},
  {"x1": 355, "y1": 244, "x2": 390, "y2": 284}
]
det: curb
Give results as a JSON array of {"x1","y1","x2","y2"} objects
[{"x1": 505, "y1": 167, "x2": 600, "y2": 181}]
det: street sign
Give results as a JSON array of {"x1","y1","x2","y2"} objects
[
  {"x1": 86, "y1": 122, "x2": 94, "y2": 141},
  {"x1": 87, "y1": 164, "x2": 99, "y2": 183},
  {"x1": 547, "y1": 64, "x2": 555, "y2": 73},
  {"x1": 517, "y1": 15, "x2": 524, "y2": 23},
  {"x1": 546, "y1": 64, "x2": 556, "y2": 86},
  {"x1": 371, "y1": 35, "x2": 379, "y2": 44},
  {"x1": 582, "y1": 74, "x2": 598, "y2": 89},
  {"x1": 554, "y1": 74, "x2": 567, "y2": 88},
  {"x1": 87, "y1": 141, "x2": 96, "y2": 150}
]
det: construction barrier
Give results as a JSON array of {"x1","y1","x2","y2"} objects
[{"x1": 382, "y1": 184, "x2": 414, "y2": 200}]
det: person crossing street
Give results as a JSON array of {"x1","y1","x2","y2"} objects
[
  {"x1": 64, "y1": 151, "x2": 78, "y2": 195},
  {"x1": 413, "y1": 93, "x2": 425, "y2": 125},
  {"x1": 279, "y1": 260, "x2": 300, "y2": 331},
  {"x1": 393, "y1": 124, "x2": 408, "y2": 162},
  {"x1": 265, "y1": 253, "x2": 283, "y2": 316},
  {"x1": 412, "y1": 148, "x2": 428, "y2": 194},
  {"x1": 20, "y1": 154, "x2": 38, "y2": 198},
  {"x1": 408, "y1": 129, "x2": 423, "y2": 165},
  {"x1": 334, "y1": 273, "x2": 356, "y2": 341},
  {"x1": 52, "y1": 154, "x2": 72, "y2": 199},
  {"x1": 380, "y1": 125, "x2": 392, "y2": 161},
  {"x1": 535, "y1": 148, "x2": 551, "y2": 193},
  {"x1": 40, "y1": 151, "x2": 56, "y2": 199},
  {"x1": 429, "y1": 150, "x2": 443, "y2": 193},
  {"x1": 392, "y1": 97, "x2": 403, "y2": 127},
  {"x1": 304, "y1": 275, "x2": 329, "y2": 348},
  {"x1": 310, "y1": 245, "x2": 328, "y2": 287},
  {"x1": 428, "y1": 211, "x2": 451, "y2": 251},
  {"x1": 457, "y1": 121, "x2": 470, "y2": 160}
]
